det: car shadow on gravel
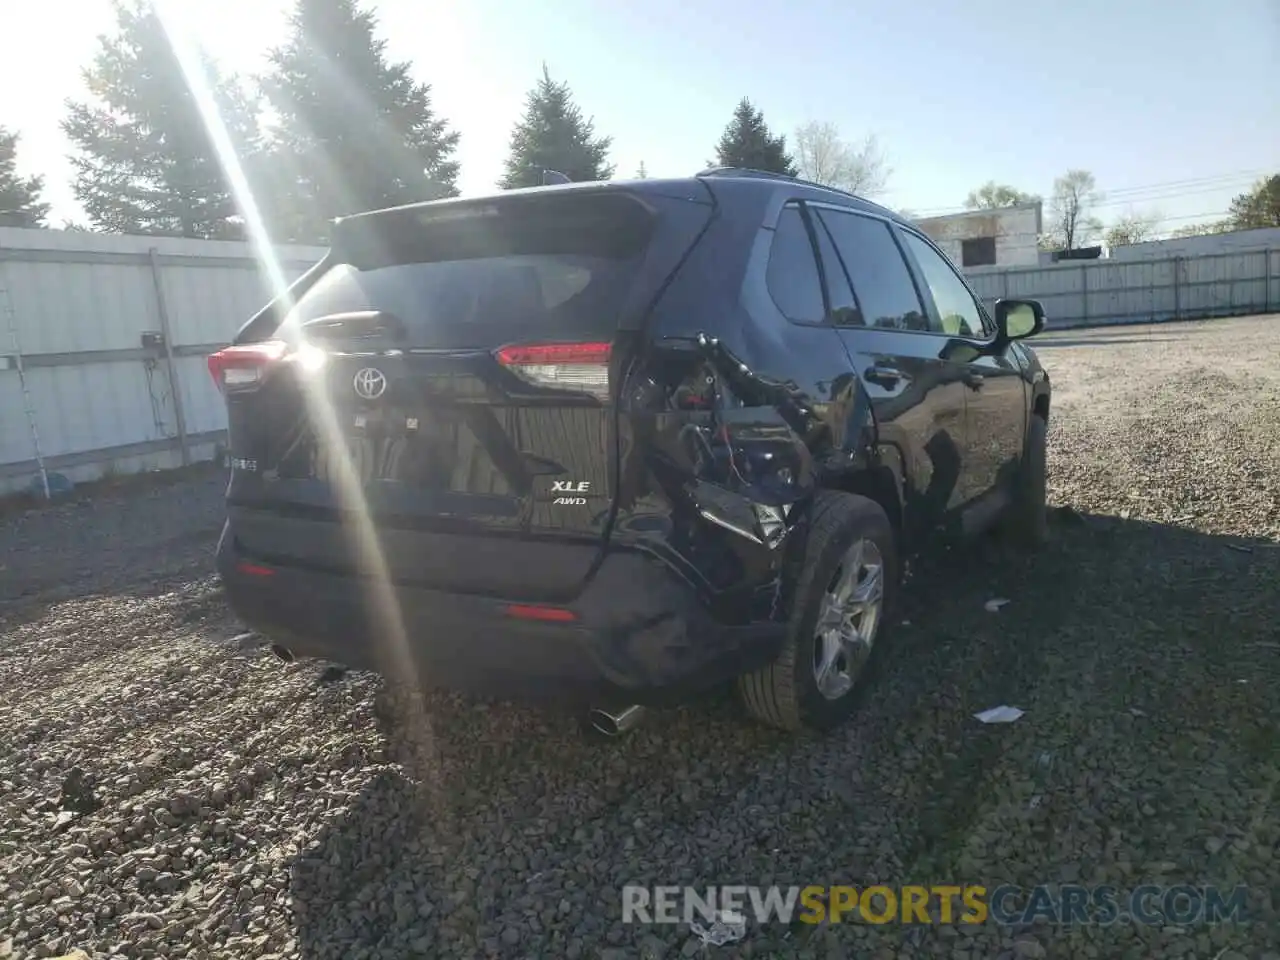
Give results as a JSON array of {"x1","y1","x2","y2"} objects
[
  {"x1": 0, "y1": 555, "x2": 225, "y2": 634},
  {"x1": 286, "y1": 510, "x2": 1280, "y2": 959},
  {"x1": 0, "y1": 467, "x2": 226, "y2": 631}
]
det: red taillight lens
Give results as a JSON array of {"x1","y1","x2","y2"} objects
[
  {"x1": 503, "y1": 604, "x2": 578, "y2": 622},
  {"x1": 207, "y1": 341, "x2": 288, "y2": 392},
  {"x1": 494, "y1": 342, "x2": 612, "y2": 400}
]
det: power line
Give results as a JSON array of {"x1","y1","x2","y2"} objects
[
  {"x1": 912, "y1": 169, "x2": 1264, "y2": 218},
  {"x1": 1153, "y1": 210, "x2": 1231, "y2": 223},
  {"x1": 1093, "y1": 170, "x2": 1265, "y2": 197},
  {"x1": 1089, "y1": 183, "x2": 1252, "y2": 210}
]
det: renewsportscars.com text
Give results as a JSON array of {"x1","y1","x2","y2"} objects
[{"x1": 622, "y1": 884, "x2": 1251, "y2": 927}]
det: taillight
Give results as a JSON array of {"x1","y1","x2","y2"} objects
[
  {"x1": 207, "y1": 341, "x2": 288, "y2": 392},
  {"x1": 503, "y1": 604, "x2": 578, "y2": 622},
  {"x1": 494, "y1": 342, "x2": 612, "y2": 401}
]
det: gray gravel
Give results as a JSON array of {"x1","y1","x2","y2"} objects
[{"x1": 2, "y1": 315, "x2": 1279, "y2": 960}]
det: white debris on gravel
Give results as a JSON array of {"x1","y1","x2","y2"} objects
[{"x1": 973, "y1": 706, "x2": 1025, "y2": 724}]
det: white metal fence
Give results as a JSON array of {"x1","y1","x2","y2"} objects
[
  {"x1": 0, "y1": 227, "x2": 325, "y2": 496},
  {"x1": 1, "y1": 227, "x2": 1277, "y2": 496},
  {"x1": 967, "y1": 247, "x2": 1279, "y2": 329}
]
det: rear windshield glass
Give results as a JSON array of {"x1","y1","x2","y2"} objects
[{"x1": 277, "y1": 192, "x2": 654, "y2": 347}]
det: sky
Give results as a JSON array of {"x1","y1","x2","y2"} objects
[{"x1": 2, "y1": 0, "x2": 1278, "y2": 237}]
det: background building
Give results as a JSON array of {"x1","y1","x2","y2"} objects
[{"x1": 914, "y1": 201, "x2": 1043, "y2": 268}]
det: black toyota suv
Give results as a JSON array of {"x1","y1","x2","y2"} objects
[{"x1": 211, "y1": 169, "x2": 1050, "y2": 734}]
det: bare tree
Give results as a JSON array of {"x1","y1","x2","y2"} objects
[
  {"x1": 1170, "y1": 220, "x2": 1229, "y2": 238},
  {"x1": 965, "y1": 181, "x2": 1039, "y2": 209},
  {"x1": 1046, "y1": 169, "x2": 1103, "y2": 251},
  {"x1": 793, "y1": 122, "x2": 891, "y2": 197},
  {"x1": 1104, "y1": 210, "x2": 1162, "y2": 248}
]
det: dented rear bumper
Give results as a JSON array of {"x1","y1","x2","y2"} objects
[{"x1": 215, "y1": 521, "x2": 785, "y2": 705}]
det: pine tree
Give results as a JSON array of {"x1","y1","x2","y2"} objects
[
  {"x1": 714, "y1": 98, "x2": 797, "y2": 176},
  {"x1": 501, "y1": 66, "x2": 614, "y2": 189},
  {"x1": 62, "y1": 1, "x2": 259, "y2": 238},
  {"x1": 635, "y1": 160, "x2": 648, "y2": 179},
  {"x1": 0, "y1": 127, "x2": 49, "y2": 228},
  {"x1": 264, "y1": 0, "x2": 460, "y2": 243},
  {"x1": 1226, "y1": 174, "x2": 1280, "y2": 230}
]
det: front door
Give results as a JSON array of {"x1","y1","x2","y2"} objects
[
  {"x1": 896, "y1": 229, "x2": 1027, "y2": 504},
  {"x1": 810, "y1": 204, "x2": 972, "y2": 544}
]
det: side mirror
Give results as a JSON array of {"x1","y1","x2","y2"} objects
[{"x1": 994, "y1": 299, "x2": 1045, "y2": 341}]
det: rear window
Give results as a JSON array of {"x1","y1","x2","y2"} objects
[{"x1": 279, "y1": 192, "x2": 655, "y2": 347}]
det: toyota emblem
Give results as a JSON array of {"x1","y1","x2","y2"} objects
[{"x1": 352, "y1": 367, "x2": 387, "y2": 400}]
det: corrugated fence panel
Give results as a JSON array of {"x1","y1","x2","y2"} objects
[
  {"x1": 1084, "y1": 260, "x2": 1175, "y2": 324},
  {"x1": 160, "y1": 261, "x2": 313, "y2": 348},
  {"x1": 0, "y1": 229, "x2": 325, "y2": 493},
  {"x1": 1270, "y1": 250, "x2": 1280, "y2": 311},
  {"x1": 963, "y1": 248, "x2": 1275, "y2": 329},
  {"x1": 1180, "y1": 251, "x2": 1269, "y2": 316},
  {"x1": 2, "y1": 259, "x2": 160, "y2": 354},
  {"x1": 17, "y1": 363, "x2": 153, "y2": 465},
  {"x1": 965, "y1": 272, "x2": 1004, "y2": 301},
  {"x1": 0, "y1": 373, "x2": 31, "y2": 467}
]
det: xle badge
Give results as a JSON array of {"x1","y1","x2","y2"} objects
[{"x1": 552, "y1": 480, "x2": 590, "y2": 505}]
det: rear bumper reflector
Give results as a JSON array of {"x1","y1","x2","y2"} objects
[{"x1": 503, "y1": 604, "x2": 578, "y2": 623}]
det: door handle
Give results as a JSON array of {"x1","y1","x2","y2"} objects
[
  {"x1": 963, "y1": 372, "x2": 985, "y2": 390},
  {"x1": 864, "y1": 365, "x2": 910, "y2": 388}
]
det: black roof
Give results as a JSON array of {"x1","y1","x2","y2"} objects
[
  {"x1": 339, "y1": 168, "x2": 908, "y2": 229},
  {"x1": 690, "y1": 166, "x2": 905, "y2": 223}
]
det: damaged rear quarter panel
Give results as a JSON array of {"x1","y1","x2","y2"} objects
[{"x1": 610, "y1": 184, "x2": 884, "y2": 627}]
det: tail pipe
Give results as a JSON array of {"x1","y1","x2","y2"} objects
[
  {"x1": 270, "y1": 644, "x2": 295, "y2": 663},
  {"x1": 587, "y1": 705, "x2": 646, "y2": 737}
]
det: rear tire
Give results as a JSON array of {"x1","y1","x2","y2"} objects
[
  {"x1": 737, "y1": 491, "x2": 898, "y2": 732},
  {"x1": 1004, "y1": 414, "x2": 1049, "y2": 548}
]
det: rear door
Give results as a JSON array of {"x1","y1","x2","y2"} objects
[
  {"x1": 216, "y1": 187, "x2": 713, "y2": 599},
  {"x1": 810, "y1": 205, "x2": 972, "y2": 541}
]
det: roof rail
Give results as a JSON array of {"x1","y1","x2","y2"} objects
[
  {"x1": 695, "y1": 166, "x2": 868, "y2": 203},
  {"x1": 696, "y1": 166, "x2": 797, "y2": 182}
]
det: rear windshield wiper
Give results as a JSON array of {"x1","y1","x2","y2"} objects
[{"x1": 301, "y1": 311, "x2": 407, "y2": 342}]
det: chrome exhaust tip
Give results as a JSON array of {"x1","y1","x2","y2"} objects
[
  {"x1": 270, "y1": 644, "x2": 295, "y2": 663},
  {"x1": 587, "y1": 705, "x2": 646, "y2": 737}
]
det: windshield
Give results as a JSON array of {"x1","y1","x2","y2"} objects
[{"x1": 277, "y1": 253, "x2": 633, "y2": 345}]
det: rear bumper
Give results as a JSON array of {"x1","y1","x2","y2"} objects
[{"x1": 215, "y1": 522, "x2": 785, "y2": 705}]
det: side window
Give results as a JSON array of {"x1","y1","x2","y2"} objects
[
  {"x1": 817, "y1": 209, "x2": 932, "y2": 332},
  {"x1": 766, "y1": 204, "x2": 825, "y2": 324},
  {"x1": 901, "y1": 231, "x2": 988, "y2": 338},
  {"x1": 812, "y1": 217, "x2": 861, "y2": 326}
]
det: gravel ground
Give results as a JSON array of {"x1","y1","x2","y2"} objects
[{"x1": 2, "y1": 315, "x2": 1278, "y2": 960}]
